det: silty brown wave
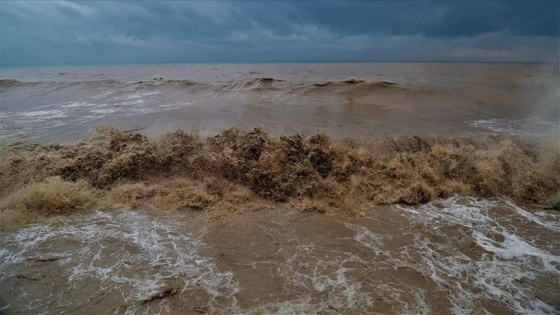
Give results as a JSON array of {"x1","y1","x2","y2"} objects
[{"x1": 1, "y1": 126, "x2": 558, "y2": 229}]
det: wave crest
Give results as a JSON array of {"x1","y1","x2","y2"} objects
[
  {"x1": 1, "y1": 127, "x2": 558, "y2": 228},
  {"x1": 0, "y1": 79, "x2": 21, "y2": 86}
]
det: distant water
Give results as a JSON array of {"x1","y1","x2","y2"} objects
[{"x1": 1, "y1": 62, "x2": 558, "y2": 142}]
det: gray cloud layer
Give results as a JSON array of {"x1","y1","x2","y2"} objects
[{"x1": 1, "y1": 1, "x2": 558, "y2": 65}]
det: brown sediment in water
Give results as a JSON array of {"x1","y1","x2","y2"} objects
[{"x1": 0, "y1": 126, "x2": 559, "y2": 229}]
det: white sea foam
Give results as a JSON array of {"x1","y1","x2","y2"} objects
[
  {"x1": 0, "y1": 211, "x2": 238, "y2": 314},
  {"x1": 20, "y1": 110, "x2": 66, "y2": 119},
  {"x1": 127, "y1": 91, "x2": 160, "y2": 99},
  {"x1": 90, "y1": 108, "x2": 118, "y2": 114},
  {"x1": 1, "y1": 198, "x2": 557, "y2": 314},
  {"x1": 268, "y1": 243, "x2": 375, "y2": 313},
  {"x1": 396, "y1": 197, "x2": 560, "y2": 315},
  {"x1": 117, "y1": 99, "x2": 145, "y2": 106},
  {"x1": 222, "y1": 197, "x2": 558, "y2": 314},
  {"x1": 60, "y1": 101, "x2": 94, "y2": 108},
  {"x1": 469, "y1": 117, "x2": 559, "y2": 138},
  {"x1": 505, "y1": 199, "x2": 560, "y2": 232}
]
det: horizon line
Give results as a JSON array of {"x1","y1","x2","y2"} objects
[{"x1": 1, "y1": 60, "x2": 557, "y2": 68}]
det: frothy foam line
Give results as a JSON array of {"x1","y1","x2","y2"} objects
[
  {"x1": 395, "y1": 197, "x2": 560, "y2": 314},
  {"x1": 116, "y1": 99, "x2": 145, "y2": 106},
  {"x1": 0, "y1": 211, "x2": 239, "y2": 314},
  {"x1": 473, "y1": 231, "x2": 559, "y2": 272},
  {"x1": 469, "y1": 117, "x2": 559, "y2": 137},
  {"x1": 60, "y1": 101, "x2": 95, "y2": 108},
  {"x1": 20, "y1": 110, "x2": 67, "y2": 119},
  {"x1": 125, "y1": 91, "x2": 160, "y2": 99},
  {"x1": 504, "y1": 199, "x2": 560, "y2": 232},
  {"x1": 273, "y1": 244, "x2": 375, "y2": 312}
]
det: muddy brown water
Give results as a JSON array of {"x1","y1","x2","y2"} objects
[
  {"x1": 1, "y1": 62, "x2": 558, "y2": 142},
  {"x1": 1, "y1": 62, "x2": 559, "y2": 314},
  {"x1": 1, "y1": 197, "x2": 559, "y2": 314}
]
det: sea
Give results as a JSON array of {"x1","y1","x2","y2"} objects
[{"x1": 0, "y1": 62, "x2": 559, "y2": 314}]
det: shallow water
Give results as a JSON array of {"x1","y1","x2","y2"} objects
[
  {"x1": 1, "y1": 197, "x2": 558, "y2": 314},
  {"x1": 0, "y1": 211, "x2": 238, "y2": 314}
]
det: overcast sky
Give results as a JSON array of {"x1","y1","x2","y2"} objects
[{"x1": 0, "y1": 1, "x2": 558, "y2": 65}]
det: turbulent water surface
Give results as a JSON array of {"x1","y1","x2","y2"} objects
[
  {"x1": 0, "y1": 62, "x2": 559, "y2": 314},
  {"x1": 1, "y1": 198, "x2": 559, "y2": 314},
  {"x1": 1, "y1": 62, "x2": 558, "y2": 142}
]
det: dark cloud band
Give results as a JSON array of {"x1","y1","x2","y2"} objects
[{"x1": 0, "y1": 1, "x2": 558, "y2": 65}]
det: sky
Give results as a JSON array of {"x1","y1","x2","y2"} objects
[{"x1": 0, "y1": 1, "x2": 559, "y2": 65}]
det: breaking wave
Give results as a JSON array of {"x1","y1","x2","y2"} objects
[
  {"x1": 1, "y1": 127, "x2": 558, "y2": 228},
  {"x1": 0, "y1": 77, "x2": 446, "y2": 95}
]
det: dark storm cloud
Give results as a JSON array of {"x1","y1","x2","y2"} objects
[
  {"x1": 287, "y1": 1, "x2": 559, "y2": 37},
  {"x1": 0, "y1": 1, "x2": 558, "y2": 65}
]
